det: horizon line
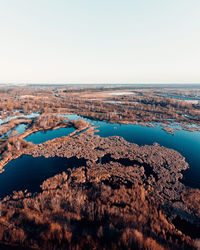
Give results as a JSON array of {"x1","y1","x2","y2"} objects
[{"x1": 0, "y1": 83, "x2": 200, "y2": 86}]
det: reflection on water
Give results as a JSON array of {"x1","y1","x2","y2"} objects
[
  {"x1": 0, "y1": 155, "x2": 86, "y2": 198},
  {"x1": 0, "y1": 113, "x2": 199, "y2": 198},
  {"x1": 25, "y1": 126, "x2": 75, "y2": 144},
  {"x1": 63, "y1": 114, "x2": 200, "y2": 189}
]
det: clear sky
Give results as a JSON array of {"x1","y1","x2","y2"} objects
[{"x1": 0, "y1": 0, "x2": 200, "y2": 84}]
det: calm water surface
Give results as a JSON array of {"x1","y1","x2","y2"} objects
[
  {"x1": 0, "y1": 124, "x2": 27, "y2": 139},
  {"x1": 65, "y1": 114, "x2": 200, "y2": 189},
  {"x1": 0, "y1": 155, "x2": 86, "y2": 198},
  {"x1": 0, "y1": 113, "x2": 199, "y2": 197},
  {"x1": 25, "y1": 127, "x2": 75, "y2": 144}
]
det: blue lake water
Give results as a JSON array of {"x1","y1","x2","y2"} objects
[
  {"x1": 160, "y1": 94, "x2": 200, "y2": 102},
  {"x1": 25, "y1": 126, "x2": 75, "y2": 144},
  {"x1": 64, "y1": 114, "x2": 200, "y2": 189},
  {"x1": 0, "y1": 112, "x2": 40, "y2": 139},
  {"x1": 14, "y1": 124, "x2": 27, "y2": 134},
  {"x1": 0, "y1": 124, "x2": 27, "y2": 139},
  {"x1": 0, "y1": 113, "x2": 199, "y2": 198}
]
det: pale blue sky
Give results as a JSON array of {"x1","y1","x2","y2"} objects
[{"x1": 0, "y1": 0, "x2": 200, "y2": 84}]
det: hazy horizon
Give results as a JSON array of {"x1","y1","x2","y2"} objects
[
  {"x1": 1, "y1": 0, "x2": 200, "y2": 84},
  {"x1": 1, "y1": 83, "x2": 200, "y2": 87}
]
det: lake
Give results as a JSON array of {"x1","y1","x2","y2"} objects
[
  {"x1": 25, "y1": 126, "x2": 75, "y2": 144},
  {"x1": 64, "y1": 114, "x2": 200, "y2": 189},
  {"x1": 0, "y1": 155, "x2": 86, "y2": 198},
  {"x1": 0, "y1": 113, "x2": 199, "y2": 198}
]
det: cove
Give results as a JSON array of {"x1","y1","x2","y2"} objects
[
  {"x1": 25, "y1": 126, "x2": 75, "y2": 144},
  {"x1": 0, "y1": 155, "x2": 86, "y2": 198}
]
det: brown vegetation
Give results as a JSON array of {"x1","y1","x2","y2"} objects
[
  {"x1": 0, "y1": 131, "x2": 199, "y2": 249},
  {"x1": 0, "y1": 85, "x2": 199, "y2": 129},
  {"x1": 0, "y1": 85, "x2": 199, "y2": 249},
  {"x1": 0, "y1": 175, "x2": 195, "y2": 249},
  {"x1": 0, "y1": 114, "x2": 90, "y2": 172}
]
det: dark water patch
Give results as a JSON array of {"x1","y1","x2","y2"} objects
[
  {"x1": 0, "y1": 244, "x2": 30, "y2": 250},
  {"x1": 103, "y1": 177, "x2": 133, "y2": 189},
  {"x1": 172, "y1": 216, "x2": 200, "y2": 239},
  {"x1": 111, "y1": 202, "x2": 127, "y2": 208},
  {"x1": 98, "y1": 154, "x2": 158, "y2": 182},
  {"x1": 0, "y1": 155, "x2": 86, "y2": 198},
  {"x1": 98, "y1": 154, "x2": 137, "y2": 166},
  {"x1": 25, "y1": 127, "x2": 75, "y2": 144}
]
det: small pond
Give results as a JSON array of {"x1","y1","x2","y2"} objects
[{"x1": 25, "y1": 127, "x2": 75, "y2": 144}]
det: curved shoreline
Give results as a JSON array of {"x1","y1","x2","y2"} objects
[
  {"x1": 0, "y1": 119, "x2": 90, "y2": 172},
  {"x1": 0, "y1": 130, "x2": 199, "y2": 249}
]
